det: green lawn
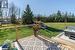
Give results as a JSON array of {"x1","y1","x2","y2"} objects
[
  {"x1": 39, "y1": 23, "x2": 75, "y2": 38},
  {"x1": 0, "y1": 23, "x2": 75, "y2": 45},
  {"x1": 40, "y1": 29, "x2": 58, "y2": 38},
  {"x1": 0, "y1": 27, "x2": 33, "y2": 45},
  {"x1": 45, "y1": 23, "x2": 75, "y2": 30}
]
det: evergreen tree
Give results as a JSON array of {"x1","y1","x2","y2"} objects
[
  {"x1": 57, "y1": 10, "x2": 61, "y2": 17},
  {"x1": 57, "y1": 10, "x2": 62, "y2": 22},
  {"x1": 22, "y1": 4, "x2": 33, "y2": 24}
]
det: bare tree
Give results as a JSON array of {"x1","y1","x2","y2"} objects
[{"x1": 9, "y1": 2, "x2": 18, "y2": 24}]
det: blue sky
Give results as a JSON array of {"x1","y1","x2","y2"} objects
[{"x1": 9, "y1": 0, "x2": 75, "y2": 16}]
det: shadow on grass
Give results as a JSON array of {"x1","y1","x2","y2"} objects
[
  {"x1": 46, "y1": 27, "x2": 63, "y2": 32},
  {"x1": 41, "y1": 24, "x2": 63, "y2": 33}
]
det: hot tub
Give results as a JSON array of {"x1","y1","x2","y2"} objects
[{"x1": 64, "y1": 26, "x2": 75, "y2": 40}]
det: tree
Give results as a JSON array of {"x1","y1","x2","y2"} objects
[
  {"x1": 64, "y1": 12, "x2": 68, "y2": 22},
  {"x1": 0, "y1": 9, "x2": 3, "y2": 22},
  {"x1": 57, "y1": 10, "x2": 61, "y2": 17},
  {"x1": 71, "y1": 13, "x2": 74, "y2": 17},
  {"x1": 0, "y1": 9, "x2": 2, "y2": 17},
  {"x1": 22, "y1": 4, "x2": 33, "y2": 24},
  {"x1": 0, "y1": 1, "x2": 2, "y2": 17},
  {"x1": 57, "y1": 10, "x2": 62, "y2": 22},
  {"x1": 9, "y1": 3, "x2": 17, "y2": 24}
]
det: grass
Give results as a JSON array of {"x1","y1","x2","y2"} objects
[
  {"x1": 0, "y1": 27, "x2": 33, "y2": 45},
  {"x1": 45, "y1": 23, "x2": 75, "y2": 30},
  {"x1": 39, "y1": 23, "x2": 75, "y2": 38},
  {"x1": 40, "y1": 29, "x2": 58, "y2": 38},
  {"x1": 0, "y1": 23, "x2": 75, "y2": 45}
]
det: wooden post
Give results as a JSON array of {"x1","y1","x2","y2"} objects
[{"x1": 15, "y1": 25, "x2": 19, "y2": 41}]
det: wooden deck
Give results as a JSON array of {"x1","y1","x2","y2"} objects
[
  {"x1": 53, "y1": 33, "x2": 75, "y2": 50},
  {"x1": 18, "y1": 35, "x2": 60, "y2": 50}
]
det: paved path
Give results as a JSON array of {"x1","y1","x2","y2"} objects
[
  {"x1": 18, "y1": 35, "x2": 60, "y2": 50},
  {"x1": 0, "y1": 24, "x2": 33, "y2": 29}
]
